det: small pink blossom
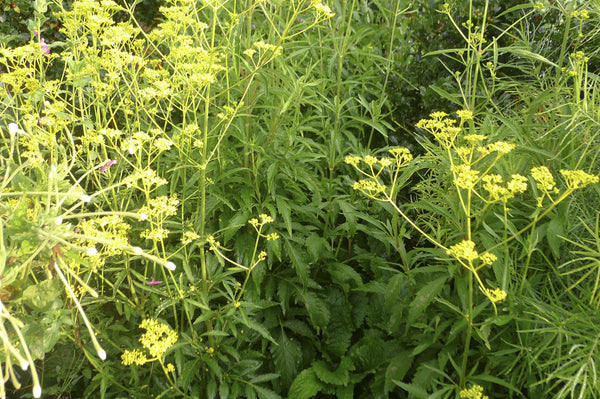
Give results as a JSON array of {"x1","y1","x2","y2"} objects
[
  {"x1": 101, "y1": 159, "x2": 117, "y2": 172},
  {"x1": 146, "y1": 277, "x2": 162, "y2": 285},
  {"x1": 40, "y1": 38, "x2": 50, "y2": 54}
]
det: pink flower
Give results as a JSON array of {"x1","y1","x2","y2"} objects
[
  {"x1": 146, "y1": 277, "x2": 162, "y2": 286},
  {"x1": 101, "y1": 159, "x2": 117, "y2": 172},
  {"x1": 40, "y1": 38, "x2": 50, "y2": 54}
]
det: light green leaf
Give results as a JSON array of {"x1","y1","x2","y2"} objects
[
  {"x1": 288, "y1": 368, "x2": 324, "y2": 399},
  {"x1": 407, "y1": 276, "x2": 447, "y2": 325}
]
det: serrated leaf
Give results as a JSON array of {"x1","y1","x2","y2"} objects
[
  {"x1": 283, "y1": 319, "x2": 313, "y2": 337},
  {"x1": 179, "y1": 359, "x2": 200, "y2": 390},
  {"x1": 306, "y1": 234, "x2": 328, "y2": 263},
  {"x1": 286, "y1": 239, "x2": 309, "y2": 286},
  {"x1": 312, "y1": 357, "x2": 354, "y2": 386},
  {"x1": 252, "y1": 384, "x2": 281, "y2": 399},
  {"x1": 276, "y1": 195, "x2": 293, "y2": 236},
  {"x1": 288, "y1": 368, "x2": 324, "y2": 399},
  {"x1": 273, "y1": 330, "x2": 302, "y2": 389},
  {"x1": 385, "y1": 352, "x2": 412, "y2": 393},
  {"x1": 338, "y1": 200, "x2": 358, "y2": 235},
  {"x1": 407, "y1": 276, "x2": 447, "y2": 325},
  {"x1": 351, "y1": 337, "x2": 387, "y2": 371},
  {"x1": 223, "y1": 210, "x2": 251, "y2": 243},
  {"x1": 328, "y1": 263, "x2": 363, "y2": 290},
  {"x1": 304, "y1": 292, "x2": 330, "y2": 331}
]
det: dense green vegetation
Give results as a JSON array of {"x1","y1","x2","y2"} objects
[{"x1": 1, "y1": 0, "x2": 600, "y2": 398}]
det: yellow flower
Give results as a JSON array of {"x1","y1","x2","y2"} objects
[
  {"x1": 259, "y1": 214, "x2": 273, "y2": 224},
  {"x1": 507, "y1": 174, "x2": 528, "y2": 195},
  {"x1": 364, "y1": 155, "x2": 378, "y2": 166},
  {"x1": 166, "y1": 363, "x2": 175, "y2": 373},
  {"x1": 139, "y1": 319, "x2": 178, "y2": 359},
  {"x1": 447, "y1": 240, "x2": 479, "y2": 262},
  {"x1": 456, "y1": 109, "x2": 474, "y2": 121},
  {"x1": 486, "y1": 288, "x2": 507, "y2": 303},
  {"x1": 560, "y1": 169, "x2": 599, "y2": 190},
  {"x1": 181, "y1": 230, "x2": 200, "y2": 245},
  {"x1": 121, "y1": 349, "x2": 148, "y2": 366},
  {"x1": 480, "y1": 252, "x2": 497, "y2": 265},
  {"x1": 344, "y1": 156, "x2": 361, "y2": 167},
  {"x1": 452, "y1": 164, "x2": 480, "y2": 190},
  {"x1": 379, "y1": 157, "x2": 393, "y2": 168},
  {"x1": 389, "y1": 147, "x2": 413, "y2": 166},
  {"x1": 459, "y1": 384, "x2": 489, "y2": 399},
  {"x1": 352, "y1": 179, "x2": 386, "y2": 195},
  {"x1": 266, "y1": 233, "x2": 280, "y2": 241},
  {"x1": 479, "y1": 141, "x2": 515, "y2": 156}
]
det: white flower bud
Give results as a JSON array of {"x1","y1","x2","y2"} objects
[{"x1": 165, "y1": 261, "x2": 176, "y2": 271}]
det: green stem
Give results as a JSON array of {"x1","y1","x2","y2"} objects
[{"x1": 460, "y1": 271, "x2": 473, "y2": 388}]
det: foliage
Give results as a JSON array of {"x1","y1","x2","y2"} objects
[{"x1": 1, "y1": 0, "x2": 600, "y2": 398}]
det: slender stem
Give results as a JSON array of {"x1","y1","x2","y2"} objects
[{"x1": 460, "y1": 272, "x2": 473, "y2": 388}]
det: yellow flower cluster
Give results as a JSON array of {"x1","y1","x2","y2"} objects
[
  {"x1": 121, "y1": 349, "x2": 148, "y2": 366},
  {"x1": 77, "y1": 216, "x2": 131, "y2": 257},
  {"x1": 560, "y1": 169, "x2": 599, "y2": 189},
  {"x1": 139, "y1": 196, "x2": 179, "y2": 219},
  {"x1": 352, "y1": 179, "x2": 386, "y2": 195},
  {"x1": 478, "y1": 141, "x2": 515, "y2": 156},
  {"x1": 415, "y1": 112, "x2": 461, "y2": 147},
  {"x1": 139, "y1": 319, "x2": 178, "y2": 359},
  {"x1": 122, "y1": 169, "x2": 168, "y2": 189},
  {"x1": 140, "y1": 227, "x2": 170, "y2": 241},
  {"x1": 459, "y1": 384, "x2": 489, "y2": 399},
  {"x1": 452, "y1": 165, "x2": 480, "y2": 190},
  {"x1": 121, "y1": 320, "x2": 177, "y2": 367},
  {"x1": 447, "y1": 240, "x2": 498, "y2": 266},
  {"x1": 482, "y1": 174, "x2": 528, "y2": 202},
  {"x1": 311, "y1": 0, "x2": 335, "y2": 18},
  {"x1": 389, "y1": 147, "x2": 414, "y2": 167},
  {"x1": 181, "y1": 230, "x2": 200, "y2": 245},
  {"x1": 486, "y1": 288, "x2": 507, "y2": 303},
  {"x1": 249, "y1": 214, "x2": 274, "y2": 228},
  {"x1": 253, "y1": 41, "x2": 283, "y2": 57},
  {"x1": 446, "y1": 240, "x2": 479, "y2": 262}
]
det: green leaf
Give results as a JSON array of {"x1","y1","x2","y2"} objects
[
  {"x1": 223, "y1": 210, "x2": 251, "y2": 243},
  {"x1": 288, "y1": 368, "x2": 324, "y2": 399},
  {"x1": 385, "y1": 352, "x2": 412, "y2": 393},
  {"x1": 306, "y1": 234, "x2": 328, "y2": 263},
  {"x1": 328, "y1": 263, "x2": 363, "y2": 291},
  {"x1": 179, "y1": 359, "x2": 201, "y2": 390},
  {"x1": 337, "y1": 384, "x2": 354, "y2": 399},
  {"x1": 546, "y1": 215, "x2": 565, "y2": 259},
  {"x1": 241, "y1": 317, "x2": 277, "y2": 345},
  {"x1": 276, "y1": 195, "x2": 293, "y2": 237},
  {"x1": 286, "y1": 239, "x2": 309, "y2": 286},
  {"x1": 207, "y1": 378, "x2": 217, "y2": 399},
  {"x1": 393, "y1": 380, "x2": 429, "y2": 398},
  {"x1": 22, "y1": 279, "x2": 61, "y2": 312},
  {"x1": 273, "y1": 330, "x2": 302, "y2": 389},
  {"x1": 252, "y1": 384, "x2": 281, "y2": 399},
  {"x1": 304, "y1": 292, "x2": 330, "y2": 331},
  {"x1": 312, "y1": 357, "x2": 354, "y2": 386},
  {"x1": 407, "y1": 276, "x2": 447, "y2": 325},
  {"x1": 338, "y1": 200, "x2": 358, "y2": 235}
]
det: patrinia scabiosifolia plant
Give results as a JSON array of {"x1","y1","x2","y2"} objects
[
  {"x1": 345, "y1": 110, "x2": 599, "y2": 392},
  {"x1": 1, "y1": 0, "x2": 334, "y2": 396}
]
